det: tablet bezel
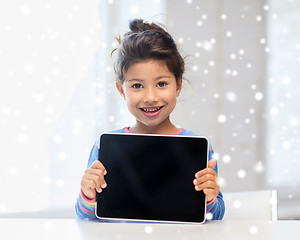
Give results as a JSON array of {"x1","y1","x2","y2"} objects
[{"x1": 95, "y1": 133, "x2": 209, "y2": 224}]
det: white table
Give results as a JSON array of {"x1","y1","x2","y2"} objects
[{"x1": 0, "y1": 218, "x2": 298, "y2": 240}]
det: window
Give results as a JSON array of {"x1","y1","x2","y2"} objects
[
  {"x1": 266, "y1": 0, "x2": 300, "y2": 219},
  {"x1": 266, "y1": 0, "x2": 300, "y2": 185},
  {"x1": 0, "y1": 0, "x2": 165, "y2": 214}
]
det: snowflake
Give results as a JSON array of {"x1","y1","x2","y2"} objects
[
  {"x1": 2, "y1": 106, "x2": 11, "y2": 115},
  {"x1": 56, "y1": 179, "x2": 65, "y2": 188},
  {"x1": 218, "y1": 114, "x2": 227, "y2": 123},
  {"x1": 256, "y1": 16, "x2": 262, "y2": 22},
  {"x1": 20, "y1": 6, "x2": 31, "y2": 16},
  {"x1": 264, "y1": 47, "x2": 270, "y2": 53},
  {"x1": 221, "y1": 14, "x2": 227, "y2": 20},
  {"x1": 130, "y1": 5, "x2": 139, "y2": 14},
  {"x1": 109, "y1": 116, "x2": 115, "y2": 122},
  {"x1": 144, "y1": 225, "x2": 153, "y2": 234},
  {"x1": 53, "y1": 135, "x2": 62, "y2": 144},
  {"x1": 233, "y1": 200, "x2": 241, "y2": 209},
  {"x1": 214, "y1": 93, "x2": 220, "y2": 99},
  {"x1": 226, "y1": 91, "x2": 237, "y2": 102},
  {"x1": 46, "y1": 106, "x2": 55, "y2": 115},
  {"x1": 212, "y1": 152, "x2": 220, "y2": 160},
  {"x1": 254, "y1": 162, "x2": 264, "y2": 173},
  {"x1": 203, "y1": 41, "x2": 213, "y2": 51},
  {"x1": 282, "y1": 76, "x2": 291, "y2": 84},
  {"x1": 24, "y1": 63, "x2": 35, "y2": 73},
  {"x1": 290, "y1": 118, "x2": 299, "y2": 127},
  {"x1": 239, "y1": 49, "x2": 245, "y2": 55},
  {"x1": 249, "y1": 226, "x2": 258, "y2": 235},
  {"x1": 222, "y1": 155, "x2": 231, "y2": 164},
  {"x1": 7, "y1": 166, "x2": 18, "y2": 176},
  {"x1": 209, "y1": 61, "x2": 215, "y2": 67},
  {"x1": 282, "y1": 141, "x2": 291, "y2": 150},
  {"x1": 263, "y1": 5, "x2": 269, "y2": 11},
  {"x1": 230, "y1": 54, "x2": 236, "y2": 60},
  {"x1": 226, "y1": 31, "x2": 232, "y2": 37},
  {"x1": 270, "y1": 107, "x2": 279, "y2": 115},
  {"x1": 44, "y1": 221, "x2": 53, "y2": 231},
  {"x1": 237, "y1": 169, "x2": 246, "y2": 178},
  {"x1": 260, "y1": 38, "x2": 266, "y2": 44},
  {"x1": 196, "y1": 20, "x2": 203, "y2": 26},
  {"x1": 206, "y1": 212, "x2": 213, "y2": 220},
  {"x1": 255, "y1": 92, "x2": 263, "y2": 101}
]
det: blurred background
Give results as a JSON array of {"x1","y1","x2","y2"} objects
[{"x1": 0, "y1": 0, "x2": 299, "y2": 220}]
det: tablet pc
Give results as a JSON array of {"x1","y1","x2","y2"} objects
[{"x1": 95, "y1": 133, "x2": 208, "y2": 224}]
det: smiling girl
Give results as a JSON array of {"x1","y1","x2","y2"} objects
[{"x1": 75, "y1": 19, "x2": 225, "y2": 221}]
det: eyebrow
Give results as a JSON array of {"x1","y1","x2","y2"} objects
[
  {"x1": 127, "y1": 78, "x2": 143, "y2": 82},
  {"x1": 127, "y1": 76, "x2": 171, "y2": 82}
]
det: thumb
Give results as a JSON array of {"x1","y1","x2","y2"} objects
[{"x1": 208, "y1": 159, "x2": 216, "y2": 169}]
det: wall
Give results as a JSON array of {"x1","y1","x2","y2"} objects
[{"x1": 167, "y1": 0, "x2": 267, "y2": 192}]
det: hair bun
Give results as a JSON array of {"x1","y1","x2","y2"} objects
[{"x1": 129, "y1": 19, "x2": 164, "y2": 33}]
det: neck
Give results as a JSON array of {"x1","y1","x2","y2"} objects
[{"x1": 130, "y1": 118, "x2": 180, "y2": 135}]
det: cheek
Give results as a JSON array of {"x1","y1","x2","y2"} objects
[
  {"x1": 125, "y1": 92, "x2": 139, "y2": 107},
  {"x1": 164, "y1": 90, "x2": 177, "y2": 103}
]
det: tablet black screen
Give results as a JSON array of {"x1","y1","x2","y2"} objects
[{"x1": 96, "y1": 133, "x2": 208, "y2": 223}]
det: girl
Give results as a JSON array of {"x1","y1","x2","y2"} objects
[{"x1": 75, "y1": 19, "x2": 225, "y2": 221}]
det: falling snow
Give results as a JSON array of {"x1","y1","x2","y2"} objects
[
  {"x1": 233, "y1": 200, "x2": 241, "y2": 209},
  {"x1": 255, "y1": 92, "x2": 263, "y2": 101},
  {"x1": 237, "y1": 170, "x2": 246, "y2": 179},
  {"x1": 249, "y1": 226, "x2": 258, "y2": 235},
  {"x1": 0, "y1": 0, "x2": 299, "y2": 220},
  {"x1": 144, "y1": 225, "x2": 153, "y2": 234},
  {"x1": 218, "y1": 115, "x2": 227, "y2": 123},
  {"x1": 222, "y1": 155, "x2": 231, "y2": 164}
]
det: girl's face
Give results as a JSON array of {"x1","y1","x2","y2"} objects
[{"x1": 116, "y1": 60, "x2": 182, "y2": 132}]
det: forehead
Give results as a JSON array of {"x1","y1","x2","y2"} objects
[{"x1": 125, "y1": 60, "x2": 173, "y2": 79}]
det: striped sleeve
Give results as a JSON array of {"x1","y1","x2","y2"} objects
[
  {"x1": 75, "y1": 190, "x2": 97, "y2": 220},
  {"x1": 206, "y1": 145, "x2": 225, "y2": 220},
  {"x1": 206, "y1": 191, "x2": 225, "y2": 220},
  {"x1": 75, "y1": 141, "x2": 99, "y2": 220}
]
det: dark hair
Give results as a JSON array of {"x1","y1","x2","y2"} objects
[{"x1": 112, "y1": 19, "x2": 185, "y2": 84}]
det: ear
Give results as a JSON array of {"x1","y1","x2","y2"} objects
[
  {"x1": 116, "y1": 82, "x2": 126, "y2": 100},
  {"x1": 176, "y1": 77, "x2": 183, "y2": 97}
]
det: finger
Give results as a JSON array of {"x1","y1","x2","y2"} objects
[
  {"x1": 195, "y1": 168, "x2": 217, "y2": 178},
  {"x1": 194, "y1": 174, "x2": 217, "y2": 186},
  {"x1": 85, "y1": 169, "x2": 106, "y2": 189},
  {"x1": 81, "y1": 178, "x2": 95, "y2": 190},
  {"x1": 82, "y1": 174, "x2": 102, "y2": 193},
  {"x1": 81, "y1": 179, "x2": 97, "y2": 199},
  {"x1": 85, "y1": 168, "x2": 105, "y2": 177},
  {"x1": 193, "y1": 175, "x2": 219, "y2": 190},
  {"x1": 86, "y1": 169, "x2": 107, "y2": 190},
  {"x1": 194, "y1": 179, "x2": 218, "y2": 191},
  {"x1": 90, "y1": 160, "x2": 107, "y2": 175},
  {"x1": 208, "y1": 159, "x2": 216, "y2": 169}
]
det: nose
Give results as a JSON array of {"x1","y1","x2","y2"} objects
[{"x1": 143, "y1": 88, "x2": 158, "y2": 104}]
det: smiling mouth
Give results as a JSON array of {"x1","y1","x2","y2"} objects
[{"x1": 140, "y1": 106, "x2": 163, "y2": 113}]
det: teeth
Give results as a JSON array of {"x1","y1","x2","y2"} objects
[{"x1": 143, "y1": 107, "x2": 160, "y2": 112}]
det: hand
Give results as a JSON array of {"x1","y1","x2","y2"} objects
[
  {"x1": 193, "y1": 159, "x2": 219, "y2": 202},
  {"x1": 81, "y1": 160, "x2": 107, "y2": 200}
]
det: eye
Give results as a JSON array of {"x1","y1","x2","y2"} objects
[
  {"x1": 157, "y1": 81, "x2": 167, "y2": 88},
  {"x1": 132, "y1": 83, "x2": 143, "y2": 89}
]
